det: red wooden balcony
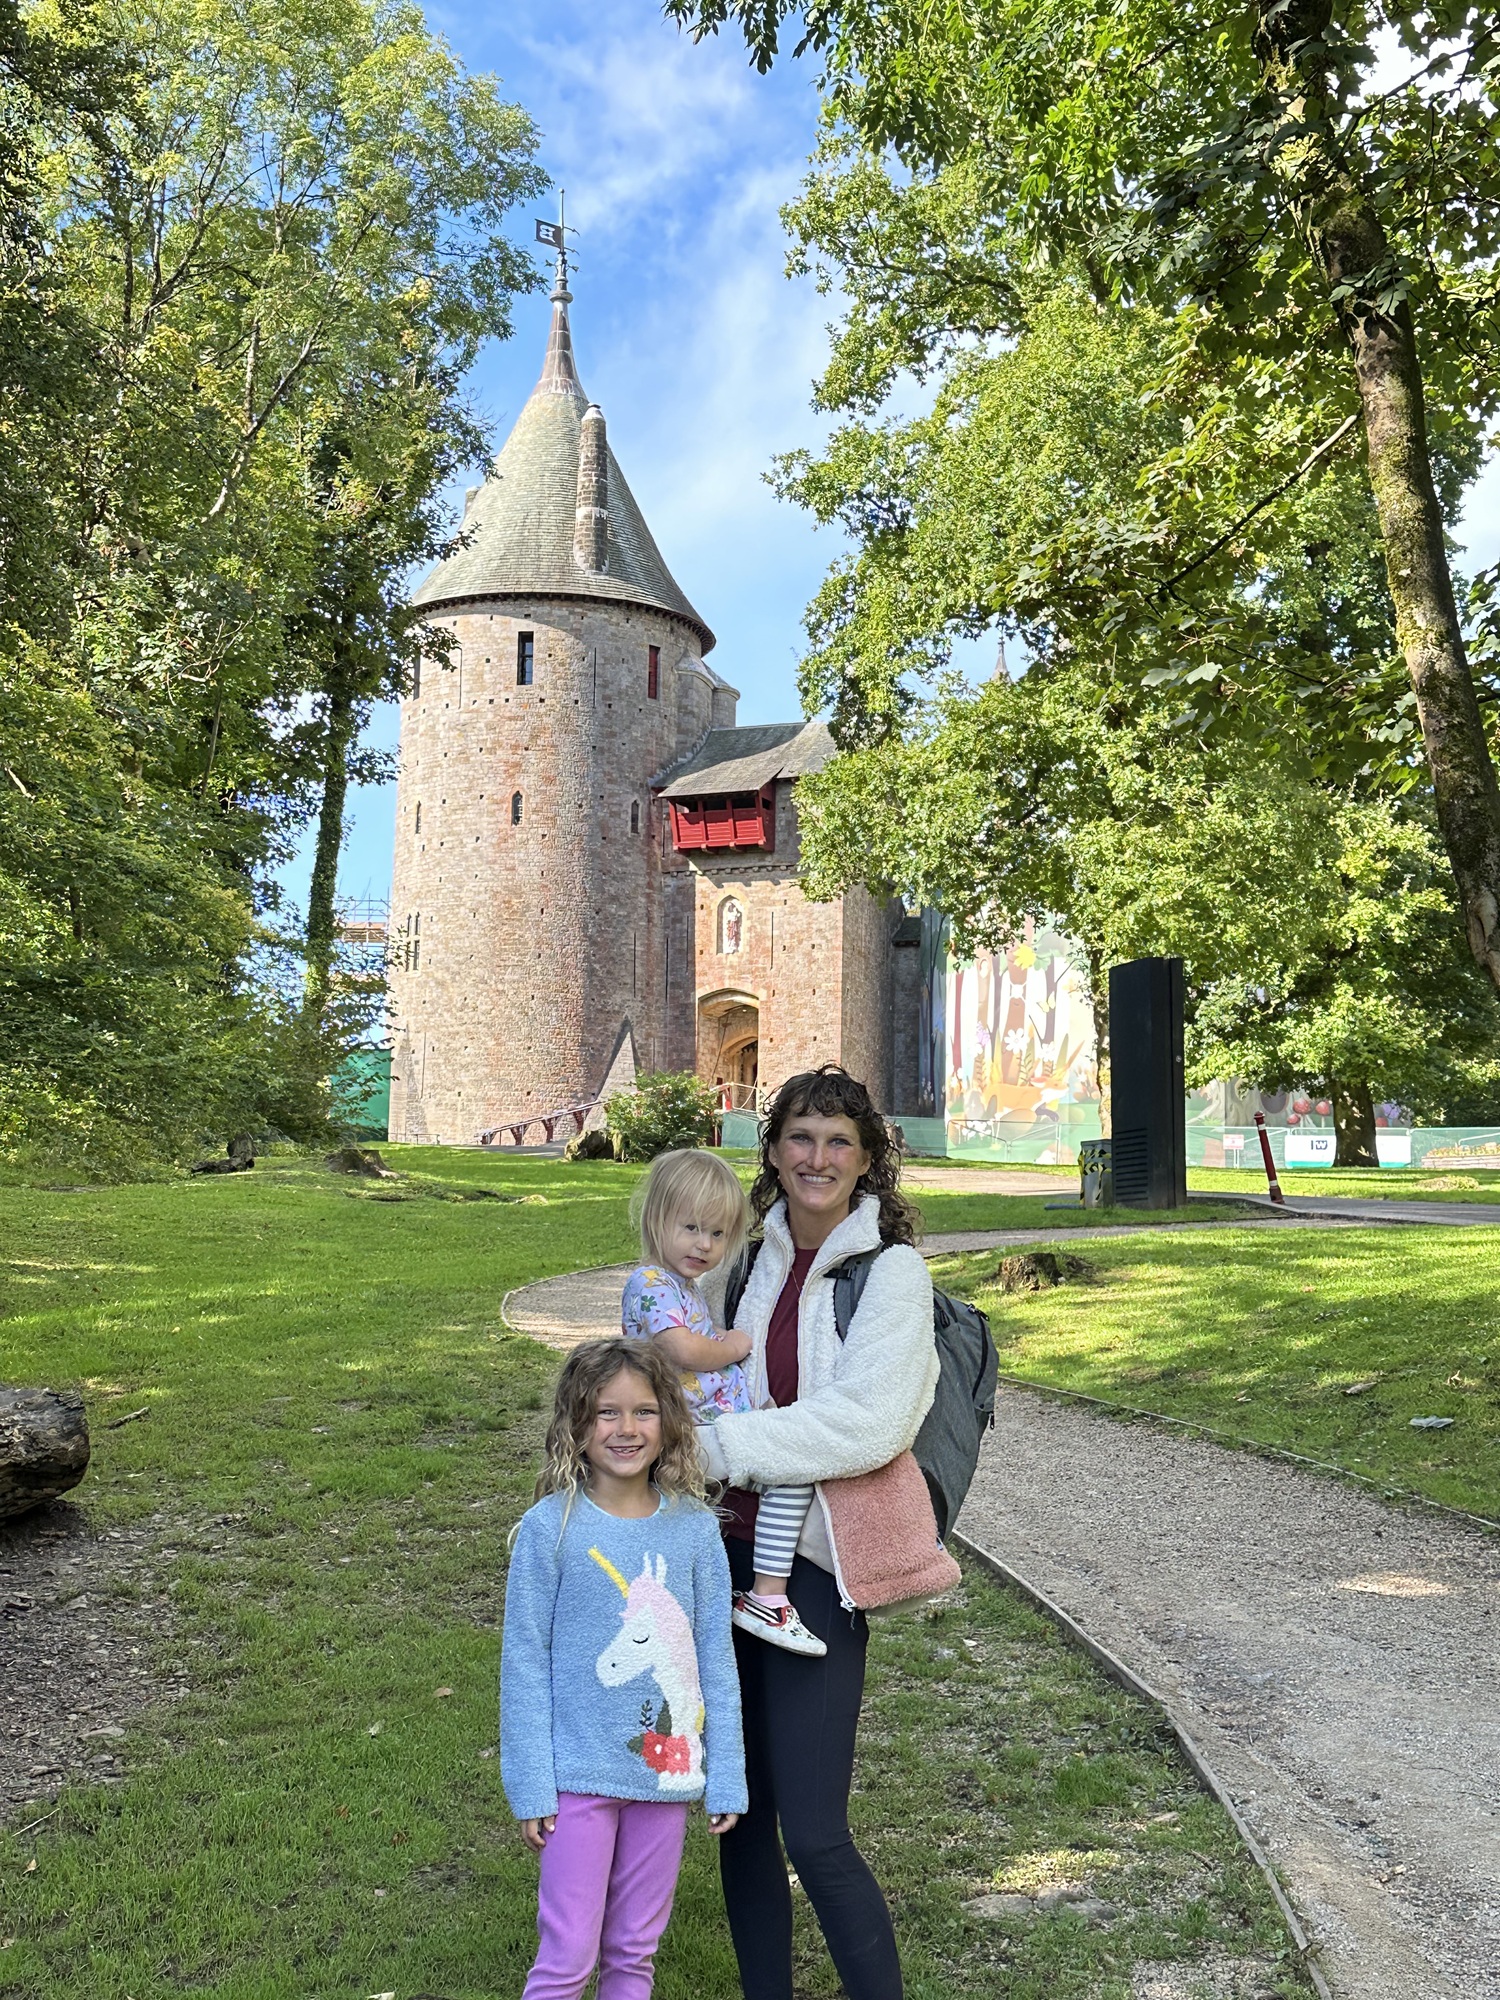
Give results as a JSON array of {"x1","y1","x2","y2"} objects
[{"x1": 668, "y1": 788, "x2": 776, "y2": 853}]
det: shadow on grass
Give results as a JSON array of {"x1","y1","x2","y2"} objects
[{"x1": 936, "y1": 1226, "x2": 1500, "y2": 1516}]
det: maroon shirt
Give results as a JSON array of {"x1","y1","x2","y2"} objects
[{"x1": 723, "y1": 1246, "x2": 817, "y2": 1543}]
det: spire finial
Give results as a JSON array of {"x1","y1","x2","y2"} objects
[
  {"x1": 551, "y1": 189, "x2": 571, "y2": 302},
  {"x1": 536, "y1": 189, "x2": 573, "y2": 301},
  {"x1": 534, "y1": 193, "x2": 581, "y2": 395}
]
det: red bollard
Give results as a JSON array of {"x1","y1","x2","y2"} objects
[{"x1": 1254, "y1": 1112, "x2": 1285, "y2": 1205}]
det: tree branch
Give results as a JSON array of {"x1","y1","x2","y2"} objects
[
  {"x1": 1155, "y1": 412, "x2": 1360, "y2": 598},
  {"x1": 203, "y1": 328, "x2": 321, "y2": 521}
]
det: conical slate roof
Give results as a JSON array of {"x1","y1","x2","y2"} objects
[{"x1": 412, "y1": 284, "x2": 714, "y2": 652}]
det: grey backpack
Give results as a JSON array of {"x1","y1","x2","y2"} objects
[{"x1": 724, "y1": 1243, "x2": 998, "y2": 1542}]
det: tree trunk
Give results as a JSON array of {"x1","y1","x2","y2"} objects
[
  {"x1": 1254, "y1": 0, "x2": 1500, "y2": 996},
  {"x1": 1086, "y1": 944, "x2": 1111, "y2": 1136},
  {"x1": 304, "y1": 655, "x2": 358, "y2": 1018},
  {"x1": 1332, "y1": 1078, "x2": 1378, "y2": 1168},
  {"x1": 0, "y1": 1388, "x2": 90, "y2": 1521}
]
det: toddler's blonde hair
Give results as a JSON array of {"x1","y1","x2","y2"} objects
[{"x1": 630, "y1": 1147, "x2": 748, "y2": 1276}]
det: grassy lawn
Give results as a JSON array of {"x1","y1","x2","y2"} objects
[
  {"x1": 915, "y1": 1191, "x2": 1254, "y2": 1234},
  {"x1": 934, "y1": 1225, "x2": 1500, "y2": 1518},
  {"x1": 0, "y1": 1154, "x2": 1312, "y2": 1998},
  {"x1": 387, "y1": 1143, "x2": 1250, "y2": 1243}
]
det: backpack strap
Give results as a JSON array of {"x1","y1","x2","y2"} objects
[
  {"x1": 830, "y1": 1248, "x2": 880, "y2": 1342},
  {"x1": 723, "y1": 1238, "x2": 762, "y2": 1327}
]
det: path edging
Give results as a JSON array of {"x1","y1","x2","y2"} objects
[{"x1": 953, "y1": 1529, "x2": 1335, "y2": 2000}]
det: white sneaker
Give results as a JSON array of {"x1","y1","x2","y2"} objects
[{"x1": 732, "y1": 1591, "x2": 828, "y2": 1656}]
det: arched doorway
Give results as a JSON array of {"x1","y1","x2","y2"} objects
[
  {"x1": 724, "y1": 1034, "x2": 758, "y2": 1093},
  {"x1": 698, "y1": 989, "x2": 759, "y2": 1111}
]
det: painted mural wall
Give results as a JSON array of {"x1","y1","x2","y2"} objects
[
  {"x1": 937, "y1": 921, "x2": 1103, "y2": 1163},
  {"x1": 907, "y1": 922, "x2": 1499, "y2": 1168}
]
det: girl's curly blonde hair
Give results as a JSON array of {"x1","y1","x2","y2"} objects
[{"x1": 536, "y1": 1338, "x2": 709, "y2": 1511}]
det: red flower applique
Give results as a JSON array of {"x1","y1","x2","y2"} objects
[{"x1": 641, "y1": 1731, "x2": 691, "y2": 1775}]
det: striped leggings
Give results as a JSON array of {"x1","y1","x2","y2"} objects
[{"x1": 753, "y1": 1484, "x2": 814, "y2": 1581}]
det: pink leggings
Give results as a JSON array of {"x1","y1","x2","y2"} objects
[{"x1": 523, "y1": 1792, "x2": 690, "y2": 2000}]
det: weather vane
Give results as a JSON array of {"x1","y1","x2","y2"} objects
[{"x1": 535, "y1": 190, "x2": 577, "y2": 296}]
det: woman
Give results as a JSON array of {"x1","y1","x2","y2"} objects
[{"x1": 697, "y1": 1064, "x2": 940, "y2": 2000}]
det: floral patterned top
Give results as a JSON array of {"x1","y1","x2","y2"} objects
[{"x1": 620, "y1": 1264, "x2": 754, "y2": 1422}]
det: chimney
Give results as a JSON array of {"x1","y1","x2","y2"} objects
[{"x1": 574, "y1": 404, "x2": 609, "y2": 572}]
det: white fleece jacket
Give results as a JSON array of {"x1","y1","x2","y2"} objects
[{"x1": 698, "y1": 1195, "x2": 938, "y2": 1522}]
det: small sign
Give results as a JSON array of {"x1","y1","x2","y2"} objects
[
  {"x1": 535, "y1": 218, "x2": 565, "y2": 248},
  {"x1": 1285, "y1": 1130, "x2": 1336, "y2": 1167}
]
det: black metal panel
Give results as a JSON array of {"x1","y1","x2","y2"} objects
[{"x1": 1108, "y1": 956, "x2": 1186, "y2": 1209}]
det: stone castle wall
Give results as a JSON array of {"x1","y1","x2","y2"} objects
[
  {"x1": 388, "y1": 596, "x2": 713, "y2": 1144},
  {"x1": 670, "y1": 781, "x2": 894, "y2": 1104}
]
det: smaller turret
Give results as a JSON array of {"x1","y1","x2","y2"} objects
[{"x1": 574, "y1": 404, "x2": 609, "y2": 572}]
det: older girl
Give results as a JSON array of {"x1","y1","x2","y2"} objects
[{"x1": 501, "y1": 1338, "x2": 745, "y2": 2000}]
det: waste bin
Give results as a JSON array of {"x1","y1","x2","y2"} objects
[{"x1": 1079, "y1": 1138, "x2": 1113, "y2": 1209}]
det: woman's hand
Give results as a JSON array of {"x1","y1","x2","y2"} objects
[
  {"x1": 707, "y1": 1811, "x2": 739, "y2": 1836},
  {"x1": 520, "y1": 1815, "x2": 556, "y2": 1853}
]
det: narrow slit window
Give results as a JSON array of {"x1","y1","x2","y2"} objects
[
  {"x1": 414, "y1": 801, "x2": 422, "y2": 834},
  {"x1": 630, "y1": 800, "x2": 640, "y2": 833},
  {"x1": 647, "y1": 645, "x2": 660, "y2": 699},
  {"x1": 412, "y1": 656, "x2": 422, "y2": 698},
  {"x1": 517, "y1": 632, "x2": 534, "y2": 686},
  {"x1": 511, "y1": 791, "x2": 523, "y2": 826},
  {"x1": 410, "y1": 911, "x2": 421, "y2": 973}
]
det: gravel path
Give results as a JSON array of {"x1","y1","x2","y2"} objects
[
  {"x1": 962, "y1": 1394, "x2": 1500, "y2": 2000},
  {"x1": 1233, "y1": 1194, "x2": 1500, "y2": 1226},
  {"x1": 507, "y1": 1238, "x2": 1500, "y2": 1998}
]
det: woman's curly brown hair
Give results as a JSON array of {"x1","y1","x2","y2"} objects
[
  {"x1": 535, "y1": 1338, "x2": 709, "y2": 1513},
  {"x1": 748, "y1": 1064, "x2": 921, "y2": 1247}
]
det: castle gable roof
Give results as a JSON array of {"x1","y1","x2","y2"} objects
[
  {"x1": 656, "y1": 721, "x2": 835, "y2": 797},
  {"x1": 412, "y1": 286, "x2": 714, "y2": 651}
]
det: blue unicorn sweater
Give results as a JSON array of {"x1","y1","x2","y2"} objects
[{"x1": 501, "y1": 1489, "x2": 747, "y2": 1820}]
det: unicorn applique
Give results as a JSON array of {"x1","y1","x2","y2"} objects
[{"x1": 590, "y1": 1547, "x2": 705, "y2": 1796}]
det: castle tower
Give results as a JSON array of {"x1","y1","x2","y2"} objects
[{"x1": 387, "y1": 261, "x2": 738, "y2": 1143}]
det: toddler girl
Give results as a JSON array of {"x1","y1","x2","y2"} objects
[
  {"x1": 621, "y1": 1148, "x2": 826, "y2": 1658},
  {"x1": 501, "y1": 1338, "x2": 746, "y2": 1999}
]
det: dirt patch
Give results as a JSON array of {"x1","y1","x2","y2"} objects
[{"x1": 0, "y1": 1500, "x2": 175, "y2": 1826}]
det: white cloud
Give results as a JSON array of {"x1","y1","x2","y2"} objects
[{"x1": 520, "y1": 26, "x2": 758, "y2": 229}]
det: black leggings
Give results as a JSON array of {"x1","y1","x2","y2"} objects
[{"x1": 720, "y1": 1536, "x2": 903, "y2": 2000}]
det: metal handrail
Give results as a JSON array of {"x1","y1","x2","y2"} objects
[
  {"x1": 478, "y1": 1099, "x2": 600, "y2": 1147},
  {"x1": 716, "y1": 1080, "x2": 762, "y2": 1113}
]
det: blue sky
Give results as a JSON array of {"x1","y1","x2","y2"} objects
[
  {"x1": 282, "y1": 0, "x2": 844, "y2": 913},
  {"x1": 278, "y1": 0, "x2": 1500, "y2": 916}
]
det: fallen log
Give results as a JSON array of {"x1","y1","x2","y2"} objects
[
  {"x1": 191, "y1": 1135, "x2": 255, "y2": 1176},
  {"x1": 0, "y1": 1387, "x2": 91, "y2": 1521}
]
